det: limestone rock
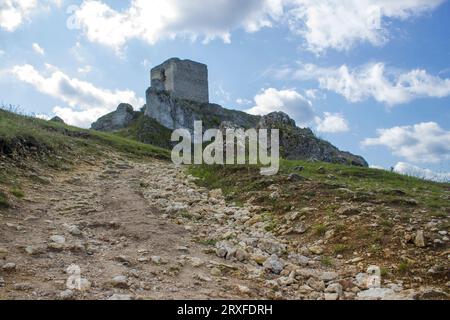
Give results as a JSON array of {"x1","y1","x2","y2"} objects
[
  {"x1": 50, "y1": 235, "x2": 66, "y2": 244},
  {"x1": 109, "y1": 294, "x2": 134, "y2": 300},
  {"x1": 59, "y1": 289, "x2": 74, "y2": 300},
  {"x1": 414, "y1": 230, "x2": 426, "y2": 247},
  {"x1": 49, "y1": 116, "x2": 65, "y2": 124},
  {"x1": 257, "y1": 112, "x2": 368, "y2": 167},
  {"x1": 2, "y1": 262, "x2": 16, "y2": 272},
  {"x1": 110, "y1": 275, "x2": 129, "y2": 289},
  {"x1": 91, "y1": 103, "x2": 136, "y2": 131},
  {"x1": 0, "y1": 247, "x2": 8, "y2": 259},
  {"x1": 263, "y1": 254, "x2": 285, "y2": 274},
  {"x1": 14, "y1": 283, "x2": 33, "y2": 291},
  {"x1": 336, "y1": 205, "x2": 361, "y2": 216}
]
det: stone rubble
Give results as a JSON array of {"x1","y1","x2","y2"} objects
[{"x1": 0, "y1": 156, "x2": 447, "y2": 300}]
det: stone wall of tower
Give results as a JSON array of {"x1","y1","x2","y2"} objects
[{"x1": 150, "y1": 58, "x2": 209, "y2": 104}]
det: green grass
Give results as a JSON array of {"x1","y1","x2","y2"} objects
[
  {"x1": 197, "y1": 238, "x2": 218, "y2": 246},
  {"x1": 398, "y1": 261, "x2": 411, "y2": 274},
  {"x1": 116, "y1": 113, "x2": 173, "y2": 149},
  {"x1": 0, "y1": 108, "x2": 170, "y2": 203},
  {"x1": 0, "y1": 191, "x2": 9, "y2": 208},
  {"x1": 321, "y1": 256, "x2": 334, "y2": 267},
  {"x1": 0, "y1": 108, "x2": 170, "y2": 162},
  {"x1": 314, "y1": 224, "x2": 327, "y2": 236},
  {"x1": 10, "y1": 187, "x2": 24, "y2": 199},
  {"x1": 188, "y1": 160, "x2": 449, "y2": 216},
  {"x1": 333, "y1": 244, "x2": 349, "y2": 255}
]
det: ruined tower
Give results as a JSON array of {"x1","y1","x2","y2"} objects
[{"x1": 150, "y1": 58, "x2": 209, "y2": 104}]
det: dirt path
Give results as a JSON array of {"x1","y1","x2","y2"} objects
[
  {"x1": 0, "y1": 156, "x2": 257, "y2": 300},
  {"x1": 1, "y1": 155, "x2": 445, "y2": 300}
]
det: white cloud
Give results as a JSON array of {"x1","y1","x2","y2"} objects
[
  {"x1": 285, "y1": 62, "x2": 450, "y2": 106},
  {"x1": 0, "y1": 0, "x2": 61, "y2": 32},
  {"x1": 77, "y1": 65, "x2": 92, "y2": 74},
  {"x1": 236, "y1": 98, "x2": 252, "y2": 106},
  {"x1": 71, "y1": 0, "x2": 443, "y2": 53},
  {"x1": 286, "y1": 0, "x2": 444, "y2": 54},
  {"x1": 394, "y1": 162, "x2": 450, "y2": 183},
  {"x1": 9, "y1": 63, "x2": 144, "y2": 127},
  {"x1": 369, "y1": 165, "x2": 385, "y2": 170},
  {"x1": 32, "y1": 42, "x2": 45, "y2": 55},
  {"x1": 362, "y1": 122, "x2": 450, "y2": 163},
  {"x1": 246, "y1": 88, "x2": 315, "y2": 127},
  {"x1": 34, "y1": 113, "x2": 50, "y2": 120},
  {"x1": 315, "y1": 112, "x2": 349, "y2": 133},
  {"x1": 73, "y1": 0, "x2": 284, "y2": 52},
  {"x1": 52, "y1": 106, "x2": 108, "y2": 128}
]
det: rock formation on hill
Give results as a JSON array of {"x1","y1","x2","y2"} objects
[
  {"x1": 257, "y1": 112, "x2": 368, "y2": 166},
  {"x1": 91, "y1": 58, "x2": 368, "y2": 167},
  {"x1": 91, "y1": 103, "x2": 137, "y2": 132}
]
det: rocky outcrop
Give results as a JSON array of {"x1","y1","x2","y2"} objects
[
  {"x1": 91, "y1": 104, "x2": 137, "y2": 131},
  {"x1": 257, "y1": 112, "x2": 368, "y2": 167},
  {"x1": 92, "y1": 97, "x2": 367, "y2": 167},
  {"x1": 49, "y1": 116, "x2": 65, "y2": 124},
  {"x1": 92, "y1": 94, "x2": 367, "y2": 167},
  {"x1": 145, "y1": 87, "x2": 260, "y2": 131}
]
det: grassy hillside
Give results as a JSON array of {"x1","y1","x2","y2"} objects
[
  {"x1": 0, "y1": 108, "x2": 170, "y2": 209},
  {"x1": 189, "y1": 161, "x2": 449, "y2": 285},
  {"x1": 115, "y1": 112, "x2": 173, "y2": 149},
  {"x1": 0, "y1": 108, "x2": 169, "y2": 160}
]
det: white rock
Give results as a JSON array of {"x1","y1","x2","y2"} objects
[
  {"x1": 357, "y1": 288, "x2": 413, "y2": 300},
  {"x1": 108, "y1": 294, "x2": 134, "y2": 300},
  {"x1": 308, "y1": 246, "x2": 324, "y2": 255},
  {"x1": 236, "y1": 285, "x2": 251, "y2": 294},
  {"x1": 110, "y1": 275, "x2": 129, "y2": 288},
  {"x1": 325, "y1": 283, "x2": 343, "y2": 298},
  {"x1": 263, "y1": 254, "x2": 285, "y2": 274},
  {"x1": 67, "y1": 225, "x2": 82, "y2": 236},
  {"x1": 0, "y1": 247, "x2": 8, "y2": 259},
  {"x1": 50, "y1": 235, "x2": 66, "y2": 244},
  {"x1": 306, "y1": 277, "x2": 325, "y2": 291},
  {"x1": 324, "y1": 293, "x2": 339, "y2": 300},
  {"x1": 151, "y1": 256, "x2": 163, "y2": 265},
  {"x1": 320, "y1": 271, "x2": 339, "y2": 282},
  {"x1": 414, "y1": 230, "x2": 426, "y2": 247},
  {"x1": 2, "y1": 262, "x2": 16, "y2": 272},
  {"x1": 59, "y1": 289, "x2": 74, "y2": 300}
]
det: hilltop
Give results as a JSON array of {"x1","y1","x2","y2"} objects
[{"x1": 0, "y1": 108, "x2": 448, "y2": 300}]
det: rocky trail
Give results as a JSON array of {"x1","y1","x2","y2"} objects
[{"x1": 0, "y1": 155, "x2": 447, "y2": 300}]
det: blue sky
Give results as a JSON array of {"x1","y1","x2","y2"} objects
[{"x1": 0, "y1": 0, "x2": 449, "y2": 181}]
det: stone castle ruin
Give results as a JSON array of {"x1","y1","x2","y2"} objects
[{"x1": 150, "y1": 58, "x2": 209, "y2": 104}]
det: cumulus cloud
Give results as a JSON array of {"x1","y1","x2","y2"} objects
[
  {"x1": 72, "y1": 0, "x2": 284, "y2": 52},
  {"x1": 32, "y1": 42, "x2": 45, "y2": 55},
  {"x1": 282, "y1": 62, "x2": 450, "y2": 106},
  {"x1": 246, "y1": 88, "x2": 315, "y2": 127},
  {"x1": 70, "y1": 0, "x2": 443, "y2": 53},
  {"x1": 286, "y1": 0, "x2": 444, "y2": 54},
  {"x1": 9, "y1": 63, "x2": 144, "y2": 127},
  {"x1": 362, "y1": 122, "x2": 450, "y2": 163},
  {"x1": 52, "y1": 106, "x2": 108, "y2": 128},
  {"x1": 77, "y1": 65, "x2": 92, "y2": 74},
  {"x1": 0, "y1": 0, "x2": 61, "y2": 32},
  {"x1": 394, "y1": 162, "x2": 450, "y2": 183},
  {"x1": 34, "y1": 113, "x2": 50, "y2": 120},
  {"x1": 315, "y1": 112, "x2": 349, "y2": 133}
]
